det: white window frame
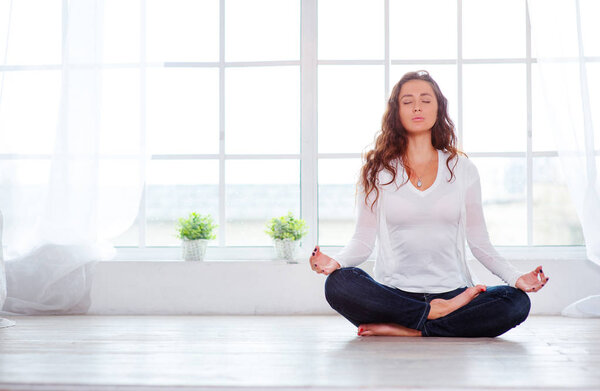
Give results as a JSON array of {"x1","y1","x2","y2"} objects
[{"x1": 117, "y1": 0, "x2": 590, "y2": 261}]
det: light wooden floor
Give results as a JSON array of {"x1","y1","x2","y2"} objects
[{"x1": 0, "y1": 315, "x2": 599, "y2": 391}]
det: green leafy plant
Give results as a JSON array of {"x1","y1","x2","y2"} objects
[
  {"x1": 265, "y1": 212, "x2": 308, "y2": 241},
  {"x1": 177, "y1": 212, "x2": 217, "y2": 241}
]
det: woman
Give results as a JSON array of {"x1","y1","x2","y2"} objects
[{"x1": 309, "y1": 70, "x2": 548, "y2": 338}]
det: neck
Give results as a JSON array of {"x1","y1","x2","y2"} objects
[{"x1": 406, "y1": 132, "x2": 437, "y2": 164}]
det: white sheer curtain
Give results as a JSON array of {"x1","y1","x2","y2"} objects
[
  {"x1": 1, "y1": 210, "x2": 15, "y2": 327},
  {"x1": 528, "y1": 0, "x2": 600, "y2": 316},
  {"x1": 0, "y1": 0, "x2": 145, "y2": 315}
]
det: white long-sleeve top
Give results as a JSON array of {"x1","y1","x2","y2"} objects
[{"x1": 335, "y1": 149, "x2": 522, "y2": 293}]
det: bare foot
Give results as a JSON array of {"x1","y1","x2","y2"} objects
[
  {"x1": 427, "y1": 285, "x2": 487, "y2": 320},
  {"x1": 357, "y1": 323, "x2": 422, "y2": 337}
]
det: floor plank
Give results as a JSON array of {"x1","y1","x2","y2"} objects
[{"x1": 0, "y1": 315, "x2": 599, "y2": 390}]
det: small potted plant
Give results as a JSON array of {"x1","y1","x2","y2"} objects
[
  {"x1": 176, "y1": 212, "x2": 217, "y2": 261},
  {"x1": 265, "y1": 212, "x2": 308, "y2": 263}
]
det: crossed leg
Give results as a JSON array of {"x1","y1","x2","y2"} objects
[
  {"x1": 325, "y1": 268, "x2": 530, "y2": 338},
  {"x1": 358, "y1": 285, "x2": 487, "y2": 336}
]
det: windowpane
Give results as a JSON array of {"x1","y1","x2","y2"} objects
[
  {"x1": 0, "y1": 2, "x2": 10, "y2": 64},
  {"x1": 318, "y1": 65, "x2": 384, "y2": 153},
  {"x1": 470, "y1": 157, "x2": 526, "y2": 246},
  {"x1": 463, "y1": 0, "x2": 525, "y2": 59},
  {"x1": 318, "y1": 0, "x2": 384, "y2": 60},
  {"x1": 103, "y1": 0, "x2": 140, "y2": 63},
  {"x1": 463, "y1": 64, "x2": 526, "y2": 152},
  {"x1": 531, "y1": 64, "x2": 558, "y2": 152},
  {"x1": 530, "y1": 1, "x2": 578, "y2": 59},
  {"x1": 225, "y1": 0, "x2": 300, "y2": 62},
  {"x1": 0, "y1": 159, "x2": 51, "y2": 249},
  {"x1": 533, "y1": 157, "x2": 584, "y2": 245},
  {"x1": 0, "y1": 70, "x2": 61, "y2": 154},
  {"x1": 318, "y1": 159, "x2": 362, "y2": 246},
  {"x1": 101, "y1": 69, "x2": 141, "y2": 155},
  {"x1": 99, "y1": 159, "x2": 144, "y2": 245},
  {"x1": 146, "y1": 0, "x2": 219, "y2": 62},
  {"x1": 390, "y1": 65, "x2": 458, "y2": 128},
  {"x1": 532, "y1": 62, "x2": 588, "y2": 154},
  {"x1": 146, "y1": 160, "x2": 219, "y2": 246},
  {"x1": 146, "y1": 68, "x2": 219, "y2": 155},
  {"x1": 581, "y1": 0, "x2": 600, "y2": 57},
  {"x1": 589, "y1": 63, "x2": 600, "y2": 151},
  {"x1": 225, "y1": 67, "x2": 300, "y2": 154},
  {"x1": 111, "y1": 217, "x2": 139, "y2": 247},
  {"x1": 390, "y1": 0, "x2": 456, "y2": 60},
  {"x1": 4, "y1": 0, "x2": 61, "y2": 65},
  {"x1": 226, "y1": 160, "x2": 300, "y2": 246}
]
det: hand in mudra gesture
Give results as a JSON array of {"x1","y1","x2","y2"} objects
[
  {"x1": 309, "y1": 246, "x2": 341, "y2": 275},
  {"x1": 515, "y1": 265, "x2": 548, "y2": 292}
]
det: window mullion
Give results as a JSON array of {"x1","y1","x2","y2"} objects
[
  {"x1": 526, "y1": 4, "x2": 533, "y2": 246},
  {"x1": 301, "y1": 0, "x2": 318, "y2": 248},
  {"x1": 457, "y1": 0, "x2": 463, "y2": 150},
  {"x1": 139, "y1": 0, "x2": 147, "y2": 249},
  {"x1": 218, "y1": 0, "x2": 226, "y2": 248},
  {"x1": 384, "y1": 0, "x2": 390, "y2": 101}
]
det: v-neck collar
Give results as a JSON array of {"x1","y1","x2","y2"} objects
[{"x1": 406, "y1": 149, "x2": 443, "y2": 197}]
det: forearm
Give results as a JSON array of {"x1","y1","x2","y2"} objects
[{"x1": 334, "y1": 229, "x2": 376, "y2": 268}]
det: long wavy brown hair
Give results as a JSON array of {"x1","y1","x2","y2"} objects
[{"x1": 360, "y1": 70, "x2": 464, "y2": 209}]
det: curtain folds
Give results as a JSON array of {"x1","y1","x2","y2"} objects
[
  {"x1": 528, "y1": 0, "x2": 600, "y2": 317},
  {"x1": 0, "y1": 0, "x2": 146, "y2": 315}
]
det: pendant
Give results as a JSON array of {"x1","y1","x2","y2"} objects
[{"x1": 417, "y1": 178, "x2": 422, "y2": 187}]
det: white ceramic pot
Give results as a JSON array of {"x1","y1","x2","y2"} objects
[
  {"x1": 181, "y1": 239, "x2": 209, "y2": 261},
  {"x1": 273, "y1": 238, "x2": 301, "y2": 263}
]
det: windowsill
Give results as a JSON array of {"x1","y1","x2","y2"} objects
[
  {"x1": 111, "y1": 246, "x2": 589, "y2": 262},
  {"x1": 90, "y1": 249, "x2": 598, "y2": 316}
]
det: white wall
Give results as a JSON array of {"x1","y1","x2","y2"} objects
[{"x1": 88, "y1": 257, "x2": 600, "y2": 315}]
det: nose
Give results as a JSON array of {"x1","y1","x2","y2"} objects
[{"x1": 413, "y1": 105, "x2": 422, "y2": 112}]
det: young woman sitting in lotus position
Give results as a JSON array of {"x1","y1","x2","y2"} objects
[{"x1": 309, "y1": 70, "x2": 548, "y2": 338}]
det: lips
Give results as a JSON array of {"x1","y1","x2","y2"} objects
[{"x1": 412, "y1": 117, "x2": 425, "y2": 121}]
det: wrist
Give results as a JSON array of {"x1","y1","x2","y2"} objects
[{"x1": 331, "y1": 258, "x2": 342, "y2": 270}]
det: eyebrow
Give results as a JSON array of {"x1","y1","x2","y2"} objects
[{"x1": 400, "y1": 93, "x2": 433, "y2": 99}]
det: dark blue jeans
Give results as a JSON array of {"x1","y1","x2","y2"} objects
[{"x1": 325, "y1": 267, "x2": 531, "y2": 337}]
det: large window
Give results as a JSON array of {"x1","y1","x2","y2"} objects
[{"x1": 0, "y1": 0, "x2": 589, "y2": 261}]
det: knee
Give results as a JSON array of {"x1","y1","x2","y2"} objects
[
  {"x1": 503, "y1": 287, "x2": 531, "y2": 324},
  {"x1": 324, "y1": 267, "x2": 363, "y2": 306},
  {"x1": 512, "y1": 288, "x2": 531, "y2": 323}
]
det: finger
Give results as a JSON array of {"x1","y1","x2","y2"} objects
[
  {"x1": 534, "y1": 265, "x2": 543, "y2": 276},
  {"x1": 530, "y1": 282, "x2": 543, "y2": 292},
  {"x1": 538, "y1": 267, "x2": 547, "y2": 283},
  {"x1": 315, "y1": 245, "x2": 321, "y2": 255}
]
